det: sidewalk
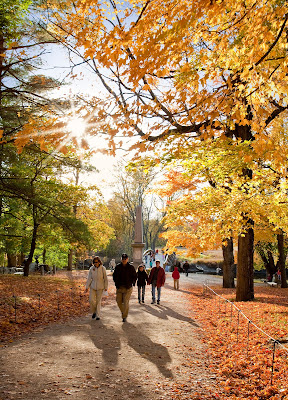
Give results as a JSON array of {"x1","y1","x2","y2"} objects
[{"x1": 0, "y1": 275, "x2": 219, "y2": 400}]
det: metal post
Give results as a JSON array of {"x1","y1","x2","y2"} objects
[
  {"x1": 13, "y1": 295, "x2": 17, "y2": 323},
  {"x1": 247, "y1": 320, "x2": 251, "y2": 356},
  {"x1": 56, "y1": 290, "x2": 60, "y2": 311},
  {"x1": 237, "y1": 310, "x2": 240, "y2": 343},
  {"x1": 38, "y1": 293, "x2": 41, "y2": 310},
  {"x1": 271, "y1": 340, "x2": 277, "y2": 385}
]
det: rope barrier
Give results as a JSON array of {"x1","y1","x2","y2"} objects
[{"x1": 203, "y1": 284, "x2": 288, "y2": 384}]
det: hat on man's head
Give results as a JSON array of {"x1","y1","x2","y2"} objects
[{"x1": 121, "y1": 253, "x2": 128, "y2": 259}]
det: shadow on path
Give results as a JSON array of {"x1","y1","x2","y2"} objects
[
  {"x1": 164, "y1": 282, "x2": 199, "y2": 295},
  {"x1": 89, "y1": 320, "x2": 121, "y2": 366},
  {"x1": 142, "y1": 303, "x2": 199, "y2": 327},
  {"x1": 122, "y1": 322, "x2": 173, "y2": 379}
]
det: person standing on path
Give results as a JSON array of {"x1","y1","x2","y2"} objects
[
  {"x1": 85, "y1": 256, "x2": 108, "y2": 320},
  {"x1": 183, "y1": 260, "x2": 190, "y2": 277},
  {"x1": 172, "y1": 266, "x2": 180, "y2": 290},
  {"x1": 148, "y1": 260, "x2": 165, "y2": 305},
  {"x1": 113, "y1": 253, "x2": 137, "y2": 322},
  {"x1": 136, "y1": 264, "x2": 148, "y2": 303}
]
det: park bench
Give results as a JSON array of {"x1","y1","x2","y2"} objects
[{"x1": 267, "y1": 281, "x2": 278, "y2": 287}]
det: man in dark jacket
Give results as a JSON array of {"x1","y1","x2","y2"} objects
[
  {"x1": 183, "y1": 261, "x2": 190, "y2": 277},
  {"x1": 113, "y1": 253, "x2": 137, "y2": 322}
]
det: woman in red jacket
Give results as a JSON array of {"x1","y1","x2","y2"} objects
[{"x1": 172, "y1": 266, "x2": 180, "y2": 290}]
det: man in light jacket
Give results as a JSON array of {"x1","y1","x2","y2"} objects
[{"x1": 85, "y1": 256, "x2": 108, "y2": 320}]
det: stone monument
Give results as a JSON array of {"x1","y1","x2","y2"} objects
[{"x1": 132, "y1": 205, "x2": 145, "y2": 269}]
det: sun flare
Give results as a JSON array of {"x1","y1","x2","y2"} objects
[{"x1": 66, "y1": 117, "x2": 87, "y2": 136}]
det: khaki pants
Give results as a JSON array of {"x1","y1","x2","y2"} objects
[
  {"x1": 174, "y1": 279, "x2": 179, "y2": 290},
  {"x1": 116, "y1": 286, "x2": 133, "y2": 318},
  {"x1": 89, "y1": 289, "x2": 103, "y2": 317}
]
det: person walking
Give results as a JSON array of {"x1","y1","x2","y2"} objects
[
  {"x1": 85, "y1": 256, "x2": 108, "y2": 320},
  {"x1": 172, "y1": 266, "x2": 180, "y2": 290},
  {"x1": 113, "y1": 253, "x2": 137, "y2": 322},
  {"x1": 136, "y1": 264, "x2": 148, "y2": 303},
  {"x1": 183, "y1": 260, "x2": 190, "y2": 276},
  {"x1": 148, "y1": 260, "x2": 165, "y2": 305},
  {"x1": 109, "y1": 258, "x2": 116, "y2": 272}
]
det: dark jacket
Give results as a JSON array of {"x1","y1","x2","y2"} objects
[
  {"x1": 136, "y1": 269, "x2": 148, "y2": 287},
  {"x1": 113, "y1": 262, "x2": 137, "y2": 289},
  {"x1": 148, "y1": 266, "x2": 165, "y2": 288}
]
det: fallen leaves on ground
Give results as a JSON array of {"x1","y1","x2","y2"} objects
[
  {"x1": 1, "y1": 274, "x2": 288, "y2": 399},
  {"x1": 0, "y1": 271, "x2": 92, "y2": 343},
  {"x1": 166, "y1": 282, "x2": 288, "y2": 400}
]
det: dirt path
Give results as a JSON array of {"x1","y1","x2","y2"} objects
[{"x1": 0, "y1": 275, "x2": 219, "y2": 400}]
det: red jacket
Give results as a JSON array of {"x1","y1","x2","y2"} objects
[
  {"x1": 172, "y1": 267, "x2": 180, "y2": 280},
  {"x1": 148, "y1": 266, "x2": 165, "y2": 288}
]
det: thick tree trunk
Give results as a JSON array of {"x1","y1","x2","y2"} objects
[
  {"x1": 277, "y1": 232, "x2": 288, "y2": 288},
  {"x1": 236, "y1": 222, "x2": 254, "y2": 301},
  {"x1": 7, "y1": 254, "x2": 17, "y2": 268},
  {"x1": 222, "y1": 237, "x2": 235, "y2": 288},
  {"x1": 67, "y1": 249, "x2": 73, "y2": 271}
]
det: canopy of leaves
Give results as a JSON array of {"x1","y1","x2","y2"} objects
[{"x1": 45, "y1": 0, "x2": 288, "y2": 153}]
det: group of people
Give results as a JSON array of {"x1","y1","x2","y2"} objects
[{"x1": 85, "y1": 253, "x2": 166, "y2": 322}]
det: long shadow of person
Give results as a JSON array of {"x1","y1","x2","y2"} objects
[
  {"x1": 164, "y1": 282, "x2": 197, "y2": 295},
  {"x1": 122, "y1": 322, "x2": 173, "y2": 379},
  {"x1": 143, "y1": 304, "x2": 199, "y2": 327},
  {"x1": 89, "y1": 320, "x2": 121, "y2": 366}
]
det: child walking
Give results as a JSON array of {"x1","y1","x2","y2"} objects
[
  {"x1": 172, "y1": 266, "x2": 180, "y2": 290},
  {"x1": 136, "y1": 264, "x2": 148, "y2": 303}
]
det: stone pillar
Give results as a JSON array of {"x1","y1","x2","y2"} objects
[{"x1": 132, "y1": 205, "x2": 145, "y2": 270}]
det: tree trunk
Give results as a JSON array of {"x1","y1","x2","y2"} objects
[
  {"x1": 67, "y1": 249, "x2": 73, "y2": 271},
  {"x1": 222, "y1": 237, "x2": 235, "y2": 288},
  {"x1": 7, "y1": 254, "x2": 17, "y2": 268},
  {"x1": 277, "y1": 232, "x2": 288, "y2": 288},
  {"x1": 267, "y1": 250, "x2": 277, "y2": 277},
  {"x1": 42, "y1": 247, "x2": 46, "y2": 264},
  {"x1": 256, "y1": 244, "x2": 276, "y2": 280},
  {"x1": 23, "y1": 220, "x2": 39, "y2": 277},
  {"x1": 236, "y1": 222, "x2": 254, "y2": 301}
]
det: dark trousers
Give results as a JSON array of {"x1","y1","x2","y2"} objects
[{"x1": 138, "y1": 285, "x2": 146, "y2": 301}]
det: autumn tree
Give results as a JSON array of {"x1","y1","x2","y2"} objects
[{"x1": 45, "y1": 0, "x2": 288, "y2": 300}]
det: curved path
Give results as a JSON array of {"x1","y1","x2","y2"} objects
[{"x1": 0, "y1": 275, "x2": 219, "y2": 400}]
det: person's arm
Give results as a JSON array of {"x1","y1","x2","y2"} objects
[
  {"x1": 132, "y1": 266, "x2": 137, "y2": 285},
  {"x1": 85, "y1": 268, "x2": 92, "y2": 291},
  {"x1": 103, "y1": 266, "x2": 108, "y2": 290},
  {"x1": 113, "y1": 265, "x2": 120, "y2": 286},
  {"x1": 148, "y1": 268, "x2": 153, "y2": 284}
]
